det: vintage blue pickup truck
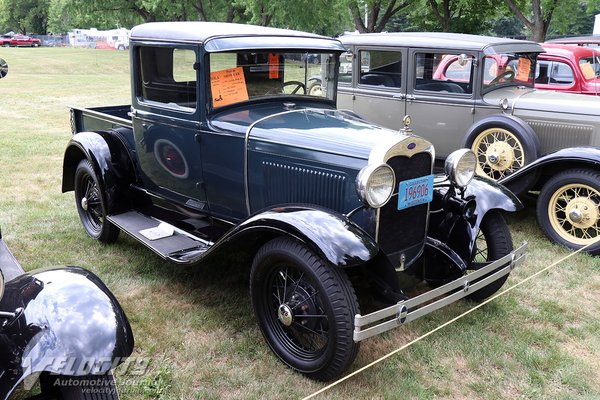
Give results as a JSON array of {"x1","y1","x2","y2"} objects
[{"x1": 62, "y1": 22, "x2": 526, "y2": 380}]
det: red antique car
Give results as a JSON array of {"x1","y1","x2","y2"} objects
[
  {"x1": 8, "y1": 35, "x2": 41, "y2": 47},
  {"x1": 535, "y1": 43, "x2": 600, "y2": 95}
]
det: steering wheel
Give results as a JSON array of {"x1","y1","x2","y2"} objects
[
  {"x1": 282, "y1": 81, "x2": 306, "y2": 94},
  {"x1": 489, "y1": 70, "x2": 515, "y2": 86}
]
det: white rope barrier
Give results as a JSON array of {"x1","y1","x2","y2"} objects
[{"x1": 302, "y1": 241, "x2": 596, "y2": 400}]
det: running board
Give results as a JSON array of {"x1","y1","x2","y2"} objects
[{"x1": 107, "y1": 211, "x2": 211, "y2": 265}]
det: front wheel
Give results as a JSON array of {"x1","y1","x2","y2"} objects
[
  {"x1": 467, "y1": 210, "x2": 513, "y2": 301},
  {"x1": 74, "y1": 159, "x2": 119, "y2": 243},
  {"x1": 537, "y1": 169, "x2": 600, "y2": 255},
  {"x1": 250, "y1": 237, "x2": 360, "y2": 381}
]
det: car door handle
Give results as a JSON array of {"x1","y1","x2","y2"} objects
[
  {"x1": 405, "y1": 94, "x2": 415, "y2": 101},
  {"x1": 392, "y1": 94, "x2": 405, "y2": 100}
]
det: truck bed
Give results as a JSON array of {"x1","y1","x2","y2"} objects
[{"x1": 71, "y1": 105, "x2": 132, "y2": 133}]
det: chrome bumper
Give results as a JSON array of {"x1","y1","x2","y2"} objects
[{"x1": 353, "y1": 242, "x2": 528, "y2": 342}]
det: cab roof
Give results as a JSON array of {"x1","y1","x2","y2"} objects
[
  {"x1": 130, "y1": 22, "x2": 346, "y2": 52},
  {"x1": 339, "y1": 32, "x2": 544, "y2": 55}
]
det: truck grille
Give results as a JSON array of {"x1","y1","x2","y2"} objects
[{"x1": 378, "y1": 153, "x2": 432, "y2": 268}]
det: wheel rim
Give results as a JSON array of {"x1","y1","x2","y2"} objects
[
  {"x1": 77, "y1": 172, "x2": 105, "y2": 234},
  {"x1": 473, "y1": 229, "x2": 489, "y2": 263},
  {"x1": 548, "y1": 183, "x2": 600, "y2": 246},
  {"x1": 264, "y1": 264, "x2": 330, "y2": 361},
  {"x1": 471, "y1": 127, "x2": 525, "y2": 180}
]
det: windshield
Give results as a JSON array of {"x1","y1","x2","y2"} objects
[
  {"x1": 579, "y1": 54, "x2": 600, "y2": 80},
  {"x1": 208, "y1": 51, "x2": 338, "y2": 109},
  {"x1": 482, "y1": 53, "x2": 537, "y2": 92}
]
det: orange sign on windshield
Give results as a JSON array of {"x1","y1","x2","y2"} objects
[
  {"x1": 210, "y1": 66, "x2": 249, "y2": 108},
  {"x1": 269, "y1": 53, "x2": 279, "y2": 79},
  {"x1": 516, "y1": 58, "x2": 531, "y2": 81}
]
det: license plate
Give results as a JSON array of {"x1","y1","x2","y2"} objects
[{"x1": 397, "y1": 175, "x2": 434, "y2": 210}]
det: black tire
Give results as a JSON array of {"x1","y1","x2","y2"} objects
[
  {"x1": 536, "y1": 168, "x2": 600, "y2": 255},
  {"x1": 250, "y1": 237, "x2": 360, "y2": 381},
  {"x1": 464, "y1": 116, "x2": 540, "y2": 193},
  {"x1": 74, "y1": 159, "x2": 119, "y2": 243},
  {"x1": 40, "y1": 373, "x2": 119, "y2": 399},
  {"x1": 467, "y1": 210, "x2": 513, "y2": 301}
]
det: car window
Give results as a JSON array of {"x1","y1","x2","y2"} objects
[
  {"x1": 535, "y1": 60, "x2": 551, "y2": 84},
  {"x1": 208, "y1": 51, "x2": 338, "y2": 109},
  {"x1": 482, "y1": 53, "x2": 536, "y2": 91},
  {"x1": 339, "y1": 51, "x2": 353, "y2": 84},
  {"x1": 550, "y1": 61, "x2": 574, "y2": 84},
  {"x1": 358, "y1": 50, "x2": 401, "y2": 88},
  {"x1": 137, "y1": 46, "x2": 197, "y2": 112},
  {"x1": 579, "y1": 55, "x2": 600, "y2": 80},
  {"x1": 414, "y1": 52, "x2": 472, "y2": 94}
]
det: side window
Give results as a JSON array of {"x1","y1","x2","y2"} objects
[
  {"x1": 339, "y1": 52, "x2": 353, "y2": 84},
  {"x1": 358, "y1": 50, "x2": 401, "y2": 88},
  {"x1": 549, "y1": 61, "x2": 574, "y2": 84},
  {"x1": 137, "y1": 46, "x2": 197, "y2": 111},
  {"x1": 535, "y1": 60, "x2": 550, "y2": 84},
  {"x1": 414, "y1": 52, "x2": 472, "y2": 94}
]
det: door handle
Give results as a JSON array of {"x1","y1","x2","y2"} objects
[
  {"x1": 392, "y1": 94, "x2": 405, "y2": 100},
  {"x1": 405, "y1": 95, "x2": 416, "y2": 101}
]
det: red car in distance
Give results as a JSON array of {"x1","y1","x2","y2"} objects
[
  {"x1": 536, "y1": 43, "x2": 600, "y2": 95},
  {"x1": 7, "y1": 34, "x2": 41, "y2": 47}
]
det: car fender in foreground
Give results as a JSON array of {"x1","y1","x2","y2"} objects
[{"x1": 0, "y1": 267, "x2": 134, "y2": 399}]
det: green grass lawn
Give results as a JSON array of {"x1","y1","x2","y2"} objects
[{"x1": 1, "y1": 47, "x2": 599, "y2": 400}]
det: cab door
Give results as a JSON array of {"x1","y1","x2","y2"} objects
[
  {"x1": 340, "y1": 47, "x2": 408, "y2": 131},
  {"x1": 131, "y1": 44, "x2": 208, "y2": 211},
  {"x1": 405, "y1": 49, "x2": 476, "y2": 158}
]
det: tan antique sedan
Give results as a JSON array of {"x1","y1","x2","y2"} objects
[{"x1": 334, "y1": 32, "x2": 600, "y2": 255}]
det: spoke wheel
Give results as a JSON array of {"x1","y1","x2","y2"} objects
[
  {"x1": 538, "y1": 169, "x2": 600, "y2": 255},
  {"x1": 471, "y1": 127, "x2": 525, "y2": 181},
  {"x1": 308, "y1": 80, "x2": 323, "y2": 96},
  {"x1": 250, "y1": 237, "x2": 359, "y2": 381},
  {"x1": 467, "y1": 210, "x2": 513, "y2": 302},
  {"x1": 74, "y1": 159, "x2": 119, "y2": 243}
]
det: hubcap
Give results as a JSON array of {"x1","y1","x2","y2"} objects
[
  {"x1": 565, "y1": 197, "x2": 598, "y2": 230},
  {"x1": 277, "y1": 304, "x2": 293, "y2": 326},
  {"x1": 81, "y1": 196, "x2": 88, "y2": 211},
  {"x1": 485, "y1": 141, "x2": 514, "y2": 171}
]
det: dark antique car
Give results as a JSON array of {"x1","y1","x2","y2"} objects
[
  {"x1": 333, "y1": 32, "x2": 600, "y2": 255},
  {"x1": 62, "y1": 22, "x2": 526, "y2": 380},
  {"x1": 0, "y1": 225, "x2": 134, "y2": 399}
]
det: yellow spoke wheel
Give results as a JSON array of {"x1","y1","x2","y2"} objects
[
  {"x1": 537, "y1": 168, "x2": 600, "y2": 255},
  {"x1": 471, "y1": 127, "x2": 525, "y2": 181}
]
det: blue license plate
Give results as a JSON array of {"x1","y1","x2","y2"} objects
[{"x1": 397, "y1": 175, "x2": 434, "y2": 210}]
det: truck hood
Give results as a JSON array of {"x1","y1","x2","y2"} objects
[
  {"x1": 484, "y1": 86, "x2": 600, "y2": 115},
  {"x1": 247, "y1": 107, "x2": 413, "y2": 162}
]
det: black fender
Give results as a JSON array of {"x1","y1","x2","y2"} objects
[
  {"x1": 0, "y1": 267, "x2": 134, "y2": 399},
  {"x1": 500, "y1": 146, "x2": 600, "y2": 192},
  {"x1": 205, "y1": 206, "x2": 379, "y2": 269},
  {"x1": 62, "y1": 130, "x2": 136, "y2": 213},
  {"x1": 430, "y1": 176, "x2": 522, "y2": 264}
]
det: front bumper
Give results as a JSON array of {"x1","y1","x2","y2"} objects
[{"x1": 353, "y1": 242, "x2": 528, "y2": 341}]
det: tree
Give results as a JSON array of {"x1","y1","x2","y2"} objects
[
  {"x1": 0, "y1": 0, "x2": 50, "y2": 34},
  {"x1": 348, "y1": 0, "x2": 415, "y2": 33},
  {"x1": 503, "y1": 0, "x2": 578, "y2": 42}
]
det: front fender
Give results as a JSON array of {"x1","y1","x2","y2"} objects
[
  {"x1": 0, "y1": 267, "x2": 134, "y2": 399},
  {"x1": 211, "y1": 206, "x2": 378, "y2": 268},
  {"x1": 501, "y1": 146, "x2": 600, "y2": 190},
  {"x1": 430, "y1": 176, "x2": 522, "y2": 264}
]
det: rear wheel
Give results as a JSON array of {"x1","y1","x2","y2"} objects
[
  {"x1": 537, "y1": 168, "x2": 600, "y2": 255},
  {"x1": 250, "y1": 237, "x2": 359, "y2": 381},
  {"x1": 74, "y1": 159, "x2": 119, "y2": 243},
  {"x1": 467, "y1": 210, "x2": 513, "y2": 301}
]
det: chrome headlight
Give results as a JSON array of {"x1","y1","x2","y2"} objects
[
  {"x1": 356, "y1": 163, "x2": 395, "y2": 208},
  {"x1": 445, "y1": 149, "x2": 476, "y2": 188}
]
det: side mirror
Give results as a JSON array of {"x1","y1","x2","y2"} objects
[{"x1": 0, "y1": 58, "x2": 7, "y2": 79}]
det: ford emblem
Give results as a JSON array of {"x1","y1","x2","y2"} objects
[{"x1": 407, "y1": 142, "x2": 416, "y2": 150}]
